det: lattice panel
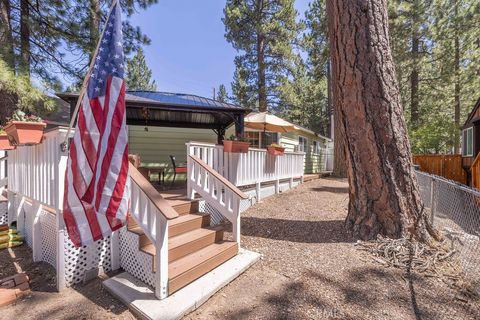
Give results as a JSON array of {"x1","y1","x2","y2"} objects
[
  {"x1": 39, "y1": 211, "x2": 56, "y2": 268},
  {"x1": 64, "y1": 234, "x2": 112, "y2": 286},
  {"x1": 260, "y1": 185, "x2": 276, "y2": 199},
  {"x1": 0, "y1": 202, "x2": 7, "y2": 225},
  {"x1": 199, "y1": 201, "x2": 225, "y2": 226},
  {"x1": 118, "y1": 227, "x2": 155, "y2": 288}
]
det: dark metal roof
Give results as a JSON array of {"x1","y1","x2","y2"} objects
[
  {"x1": 127, "y1": 91, "x2": 245, "y2": 110},
  {"x1": 56, "y1": 91, "x2": 249, "y2": 130}
]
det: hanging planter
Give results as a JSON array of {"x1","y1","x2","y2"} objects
[
  {"x1": 4, "y1": 110, "x2": 46, "y2": 146},
  {"x1": 0, "y1": 132, "x2": 15, "y2": 150},
  {"x1": 223, "y1": 135, "x2": 250, "y2": 153},
  {"x1": 267, "y1": 144, "x2": 285, "y2": 156}
]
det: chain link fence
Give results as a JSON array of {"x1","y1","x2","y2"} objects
[{"x1": 416, "y1": 170, "x2": 480, "y2": 293}]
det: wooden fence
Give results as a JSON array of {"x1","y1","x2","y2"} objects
[
  {"x1": 470, "y1": 153, "x2": 480, "y2": 189},
  {"x1": 412, "y1": 154, "x2": 467, "y2": 185}
]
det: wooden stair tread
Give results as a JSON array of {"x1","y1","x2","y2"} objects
[
  {"x1": 139, "y1": 225, "x2": 223, "y2": 255},
  {"x1": 169, "y1": 226, "x2": 223, "y2": 249},
  {"x1": 168, "y1": 241, "x2": 238, "y2": 293},
  {"x1": 169, "y1": 213, "x2": 207, "y2": 227}
]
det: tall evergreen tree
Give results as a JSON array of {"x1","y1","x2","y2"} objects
[
  {"x1": 216, "y1": 84, "x2": 228, "y2": 103},
  {"x1": 125, "y1": 47, "x2": 157, "y2": 91},
  {"x1": 223, "y1": 0, "x2": 301, "y2": 112}
]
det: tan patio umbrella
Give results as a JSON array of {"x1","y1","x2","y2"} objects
[{"x1": 244, "y1": 112, "x2": 296, "y2": 133}]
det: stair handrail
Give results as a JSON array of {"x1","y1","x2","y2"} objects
[
  {"x1": 187, "y1": 155, "x2": 248, "y2": 246},
  {"x1": 129, "y1": 163, "x2": 179, "y2": 220},
  {"x1": 129, "y1": 163, "x2": 177, "y2": 300}
]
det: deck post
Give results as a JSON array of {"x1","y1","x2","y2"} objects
[
  {"x1": 110, "y1": 230, "x2": 120, "y2": 271},
  {"x1": 32, "y1": 201, "x2": 42, "y2": 262},
  {"x1": 56, "y1": 210, "x2": 67, "y2": 291},
  {"x1": 232, "y1": 198, "x2": 241, "y2": 248},
  {"x1": 155, "y1": 216, "x2": 169, "y2": 299},
  {"x1": 256, "y1": 182, "x2": 261, "y2": 202},
  {"x1": 275, "y1": 179, "x2": 280, "y2": 194}
]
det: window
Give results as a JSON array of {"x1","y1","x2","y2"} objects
[
  {"x1": 244, "y1": 131, "x2": 260, "y2": 148},
  {"x1": 462, "y1": 127, "x2": 473, "y2": 157},
  {"x1": 313, "y1": 140, "x2": 322, "y2": 154},
  {"x1": 243, "y1": 131, "x2": 279, "y2": 149},
  {"x1": 298, "y1": 136, "x2": 308, "y2": 152}
]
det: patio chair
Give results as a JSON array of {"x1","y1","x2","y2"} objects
[{"x1": 170, "y1": 155, "x2": 187, "y2": 186}]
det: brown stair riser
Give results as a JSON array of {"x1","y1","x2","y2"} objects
[
  {"x1": 168, "y1": 244, "x2": 238, "y2": 295},
  {"x1": 172, "y1": 201, "x2": 199, "y2": 215},
  {"x1": 139, "y1": 234, "x2": 151, "y2": 248},
  {"x1": 168, "y1": 230, "x2": 224, "y2": 263},
  {"x1": 140, "y1": 229, "x2": 225, "y2": 270},
  {"x1": 169, "y1": 215, "x2": 210, "y2": 238}
]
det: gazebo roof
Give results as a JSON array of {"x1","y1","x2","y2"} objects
[{"x1": 56, "y1": 91, "x2": 250, "y2": 130}]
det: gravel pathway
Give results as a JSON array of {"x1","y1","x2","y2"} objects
[{"x1": 185, "y1": 177, "x2": 478, "y2": 320}]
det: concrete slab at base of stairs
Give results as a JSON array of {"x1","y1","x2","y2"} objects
[{"x1": 103, "y1": 249, "x2": 261, "y2": 320}]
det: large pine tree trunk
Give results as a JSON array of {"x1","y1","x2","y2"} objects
[
  {"x1": 0, "y1": 0, "x2": 15, "y2": 69},
  {"x1": 332, "y1": 104, "x2": 347, "y2": 178},
  {"x1": 453, "y1": 2, "x2": 460, "y2": 154},
  {"x1": 20, "y1": 0, "x2": 31, "y2": 77},
  {"x1": 256, "y1": 0, "x2": 267, "y2": 112},
  {"x1": 410, "y1": 0, "x2": 420, "y2": 128},
  {"x1": 326, "y1": 0, "x2": 439, "y2": 242}
]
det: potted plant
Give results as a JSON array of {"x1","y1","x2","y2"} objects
[
  {"x1": 0, "y1": 126, "x2": 15, "y2": 150},
  {"x1": 4, "y1": 110, "x2": 46, "y2": 145},
  {"x1": 223, "y1": 134, "x2": 250, "y2": 153},
  {"x1": 267, "y1": 143, "x2": 285, "y2": 156}
]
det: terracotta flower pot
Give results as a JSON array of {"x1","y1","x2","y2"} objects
[
  {"x1": 223, "y1": 140, "x2": 250, "y2": 153},
  {"x1": 5, "y1": 121, "x2": 46, "y2": 145},
  {"x1": 267, "y1": 145, "x2": 285, "y2": 156},
  {"x1": 0, "y1": 134, "x2": 15, "y2": 150}
]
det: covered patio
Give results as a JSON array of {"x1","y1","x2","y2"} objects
[{"x1": 57, "y1": 91, "x2": 250, "y2": 186}]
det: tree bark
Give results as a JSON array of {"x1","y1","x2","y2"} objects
[
  {"x1": 20, "y1": 0, "x2": 31, "y2": 77},
  {"x1": 89, "y1": 0, "x2": 101, "y2": 60},
  {"x1": 256, "y1": 0, "x2": 267, "y2": 112},
  {"x1": 0, "y1": 0, "x2": 14, "y2": 69},
  {"x1": 326, "y1": 0, "x2": 439, "y2": 242},
  {"x1": 332, "y1": 103, "x2": 347, "y2": 178},
  {"x1": 410, "y1": 0, "x2": 420, "y2": 129},
  {"x1": 453, "y1": 1, "x2": 460, "y2": 154}
]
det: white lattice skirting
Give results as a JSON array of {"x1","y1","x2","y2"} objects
[
  {"x1": 118, "y1": 226, "x2": 156, "y2": 288},
  {"x1": 0, "y1": 202, "x2": 7, "y2": 225},
  {"x1": 12, "y1": 194, "x2": 115, "y2": 287}
]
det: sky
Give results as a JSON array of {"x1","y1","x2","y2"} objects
[{"x1": 129, "y1": 0, "x2": 311, "y2": 99}]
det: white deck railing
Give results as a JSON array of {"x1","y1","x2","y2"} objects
[
  {"x1": 187, "y1": 155, "x2": 248, "y2": 246},
  {"x1": 186, "y1": 142, "x2": 305, "y2": 188}
]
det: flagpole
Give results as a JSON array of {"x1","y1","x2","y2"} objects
[{"x1": 62, "y1": 0, "x2": 120, "y2": 148}]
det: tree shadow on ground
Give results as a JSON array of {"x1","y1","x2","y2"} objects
[
  {"x1": 309, "y1": 186, "x2": 350, "y2": 194},
  {"x1": 241, "y1": 217, "x2": 355, "y2": 243}
]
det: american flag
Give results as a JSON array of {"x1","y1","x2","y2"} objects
[{"x1": 63, "y1": 1, "x2": 130, "y2": 247}]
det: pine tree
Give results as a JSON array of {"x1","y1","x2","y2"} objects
[
  {"x1": 217, "y1": 84, "x2": 228, "y2": 102},
  {"x1": 125, "y1": 48, "x2": 157, "y2": 91},
  {"x1": 224, "y1": 0, "x2": 301, "y2": 111},
  {"x1": 327, "y1": 0, "x2": 440, "y2": 242}
]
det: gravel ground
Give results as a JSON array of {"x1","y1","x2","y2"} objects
[
  {"x1": 1, "y1": 177, "x2": 478, "y2": 320},
  {"x1": 0, "y1": 241, "x2": 135, "y2": 319},
  {"x1": 185, "y1": 177, "x2": 479, "y2": 320}
]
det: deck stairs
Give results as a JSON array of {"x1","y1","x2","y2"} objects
[{"x1": 126, "y1": 191, "x2": 238, "y2": 295}]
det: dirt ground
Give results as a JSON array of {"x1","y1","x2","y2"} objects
[{"x1": 1, "y1": 177, "x2": 478, "y2": 320}]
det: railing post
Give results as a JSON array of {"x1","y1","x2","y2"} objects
[
  {"x1": 32, "y1": 200, "x2": 42, "y2": 262},
  {"x1": 232, "y1": 198, "x2": 241, "y2": 248},
  {"x1": 110, "y1": 230, "x2": 120, "y2": 271},
  {"x1": 187, "y1": 155, "x2": 194, "y2": 200},
  {"x1": 155, "y1": 216, "x2": 169, "y2": 299},
  {"x1": 256, "y1": 182, "x2": 261, "y2": 202},
  {"x1": 56, "y1": 210, "x2": 66, "y2": 291}
]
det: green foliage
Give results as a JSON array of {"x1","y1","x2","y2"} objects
[
  {"x1": 224, "y1": 0, "x2": 302, "y2": 111},
  {"x1": 216, "y1": 84, "x2": 228, "y2": 103},
  {"x1": 0, "y1": 59, "x2": 55, "y2": 124},
  {"x1": 389, "y1": 0, "x2": 480, "y2": 153},
  {"x1": 125, "y1": 48, "x2": 157, "y2": 91}
]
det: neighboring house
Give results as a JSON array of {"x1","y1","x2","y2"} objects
[
  {"x1": 228, "y1": 123, "x2": 333, "y2": 174},
  {"x1": 461, "y1": 97, "x2": 480, "y2": 185}
]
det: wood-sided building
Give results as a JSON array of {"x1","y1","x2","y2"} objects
[{"x1": 461, "y1": 98, "x2": 480, "y2": 183}]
